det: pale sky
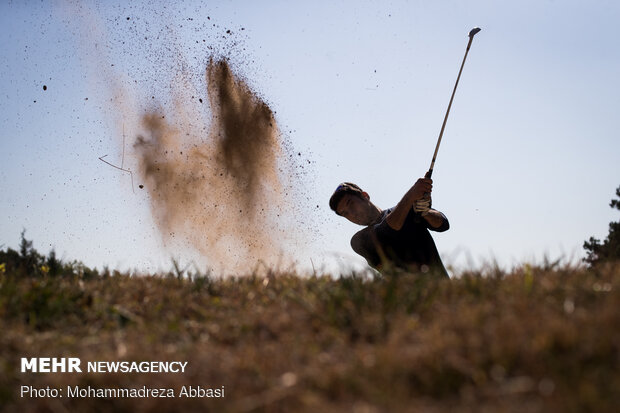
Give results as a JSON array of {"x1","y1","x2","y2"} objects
[{"x1": 1, "y1": 0, "x2": 619, "y2": 275}]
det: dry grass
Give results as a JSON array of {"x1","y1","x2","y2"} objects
[{"x1": 1, "y1": 260, "x2": 619, "y2": 412}]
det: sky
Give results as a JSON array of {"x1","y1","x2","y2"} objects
[{"x1": 1, "y1": 0, "x2": 619, "y2": 275}]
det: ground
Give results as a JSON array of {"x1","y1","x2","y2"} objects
[{"x1": 1, "y1": 261, "x2": 619, "y2": 412}]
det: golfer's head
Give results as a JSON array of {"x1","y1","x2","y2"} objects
[{"x1": 329, "y1": 182, "x2": 374, "y2": 225}]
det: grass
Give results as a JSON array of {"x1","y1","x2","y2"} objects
[{"x1": 0, "y1": 243, "x2": 619, "y2": 412}]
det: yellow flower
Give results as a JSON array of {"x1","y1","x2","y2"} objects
[
  {"x1": 40, "y1": 265, "x2": 50, "y2": 275},
  {"x1": 0, "y1": 263, "x2": 5, "y2": 274}
]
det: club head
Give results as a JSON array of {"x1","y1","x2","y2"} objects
[{"x1": 469, "y1": 27, "x2": 481, "y2": 38}]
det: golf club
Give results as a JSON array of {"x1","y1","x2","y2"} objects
[{"x1": 425, "y1": 27, "x2": 481, "y2": 179}]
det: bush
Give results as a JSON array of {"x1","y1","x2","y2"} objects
[{"x1": 584, "y1": 186, "x2": 620, "y2": 266}]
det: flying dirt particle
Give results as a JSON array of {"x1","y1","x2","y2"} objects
[
  {"x1": 199, "y1": 98, "x2": 203, "y2": 103},
  {"x1": 139, "y1": 185, "x2": 144, "y2": 189},
  {"x1": 43, "y1": 85, "x2": 47, "y2": 91}
]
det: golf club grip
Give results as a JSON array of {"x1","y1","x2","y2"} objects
[{"x1": 422, "y1": 170, "x2": 432, "y2": 219}]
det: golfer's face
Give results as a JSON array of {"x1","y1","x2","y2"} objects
[{"x1": 337, "y1": 193, "x2": 373, "y2": 225}]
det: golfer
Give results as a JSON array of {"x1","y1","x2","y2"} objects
[{"x1": 329, "y1": 178, "x2": 449, "y2": 277}]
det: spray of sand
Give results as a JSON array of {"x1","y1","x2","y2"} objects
[
  {"x1": 133, "y1": 59, "x2": 296, "y2": 273},
  {"x1": 60, "y1": 2, "x2": 315, "y2": 273}
]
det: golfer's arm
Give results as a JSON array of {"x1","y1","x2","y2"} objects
[
  {"x1": 424, "y1": 209, "x2": 449, "y2": 231},
  {"x1": 386, "y1": 191, "x2": 417, "y2": 230},
  {"x1": 386, "y1": 179, "x2": 436, "y2": 230}
]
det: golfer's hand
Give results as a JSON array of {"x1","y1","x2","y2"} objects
[
  {"x1": 411, "y1": 178, "x2": 432, "y2": 201},
  {"x1": 414, "y1": 195, "x2": 432, "y2": 215}
]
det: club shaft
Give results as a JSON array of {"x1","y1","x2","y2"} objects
[{"x1": 426, "y1": 32, "x2": 478, "y2": 179}]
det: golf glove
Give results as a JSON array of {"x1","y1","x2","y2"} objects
[{"x1": 414, "y1": 197, "x2": 431, "y2": 215}]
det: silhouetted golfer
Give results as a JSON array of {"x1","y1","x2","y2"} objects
[{"x1": 329, "y1": 178, "x2": 449, "y2": 277}]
